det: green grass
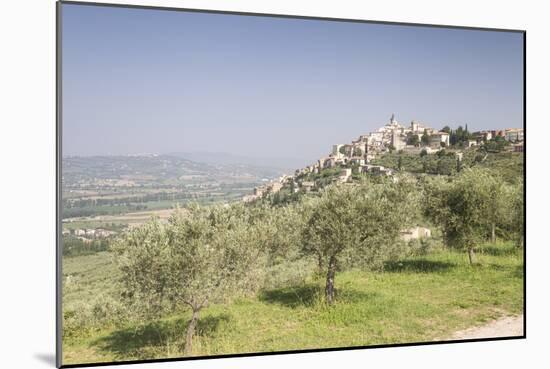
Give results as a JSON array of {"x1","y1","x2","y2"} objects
[
  {"x1": 63, "y1": 252, "x2": 120, "y2": 309},
  {"x1": 63, "y1": 192, "x2": 251, "y2": 220},
  {"x1": 62, "y1": 243, "x2": 523, "y2": 365},
  {"x1": 63, "y1": 220, "x2": 127, "y2": 231}
]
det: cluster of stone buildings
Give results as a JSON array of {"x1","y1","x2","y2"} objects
[
  {"x1": 318, "y1": 114, "x2": 523, "y2": 168},
  {"x1": 482, "y1": 128, "x2": 524, "y2": 152},
  {"x1": 242, "y1": 114, "x2": 524, "y2": 201},
  {"x1": 242, "y1": 175, "x2": 290, "y2": 202},
  {"x1": 468, "y1": 128, "x2": 524, "y2": 151},
  {"x1": 359, "y1": 114, "x2": 451, "y2": 153},
  {"x1": 292, "y1": 115, "x2": 441, "y2": 179},
  {"x1": 63, "y1": 228, "x2": 116, "y2": 242}
]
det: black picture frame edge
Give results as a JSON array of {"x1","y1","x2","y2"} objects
[
  {"x1": 55, "y1": 1, "x2": 527, "y2": 368},
  {"x1": 59, "y1": 335, "x2": 525, "y2": 369},
  {"x1": 58, "y1": 0, "x2": 526, "y2": 34}
]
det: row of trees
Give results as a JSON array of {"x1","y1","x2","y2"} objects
[
  {"x1": 62, "y1": 203, "x2": 149, "y2": 219},
  {"x1": 481, "y1": 136, "x2": 511, "y2": 153},
  {"x1": 64, "y1": 191, "x2": 195, "y2": 209},
  {"x1": 63, "y1": 237, "x2": 110, "y2": 257},
  {"x1": 404, "y1": 129, "x2": 433, "y2": 147},
  {"x1": 423, "y1": 169, "x2": 524, "y2": 263},
  {"x1": 113, "y1": 168, "x2": 523, "y2": 355},
  {"x1": 405, "y1": 125, "x2": 471, "y2": 148},
  {"x1": 442, "y1": 125, "x2": 473, "y2": 147},
  {"x1": 113, "y1": 177, "x2": 419, "y2": 353}
]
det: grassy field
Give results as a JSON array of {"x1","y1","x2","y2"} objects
[
  {"x1": 62, "y1": 192, "x2": 251, "y2": 220},
  {"x1": 62, "y1": 242, "x2": 523, "y2": 365},
  {"x1": 63, "y1": 208, "x2": 177, "y2": 230}
]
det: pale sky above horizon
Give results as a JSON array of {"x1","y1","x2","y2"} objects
[{"x1": 62, "y1": 3, "x2": 523, "y2": 167}]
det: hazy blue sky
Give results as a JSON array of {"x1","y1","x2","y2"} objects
[{"x1": 62, "y1": 3, "x2": 523, "y2": 166}]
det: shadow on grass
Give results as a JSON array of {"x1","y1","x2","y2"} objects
[
  {"x1": 93, "y1": 313, "x2": 230, "y2": 359},
  {"x1": 259, "y1": 285, "x2": 322, "y2": 308},
  {"x1": 485, "y1": 262, "x2": 513, "y2": 272},
  {"x1": 259, "y1": 284, "x2": 376, "y2": 308},
  {"x1": 383, "y1": 259, "x2": 455, "y2": 273},
  {"x1": 512, "y1": 264, "x2": 524, "y2": 279},
  {"x1": 480, "y1": 244, "x2": 520, "y2": 257}
]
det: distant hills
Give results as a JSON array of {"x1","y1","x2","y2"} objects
[
  {"x1": 62, "y1": 154, "x2": 288, "y2": 187},
  {"x1": 168, "y1": 152, "x2": 304, "y2": 172}
]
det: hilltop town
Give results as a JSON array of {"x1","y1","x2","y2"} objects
[{"x1": 245, "y1": 114, "x2": 524, "y2": 202}]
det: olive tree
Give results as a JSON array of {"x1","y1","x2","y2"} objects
[
  {"x1": 503, "y1": 179, "x2": 524, "y2": 248},
  {"x1": 256, "y1": 203, "x2": 308, "y2": 262},
  {"x1": 302, "y1": 178, "x2": 418, "y2": 304},
  {"x1": 112, "y1": 219, "x2": 171, "y2": 319},
  {"x1": 251, "y1": 203, "x2": 316, "y2": 288},
  {"x1": 424, "y1": 168, "x2": 502, "y2": 264},
  {"x1": 485, "y1": 174, "x2": 513, "y2": 243},
  {"x1": 113, "y1": 203, "x2": 263, "y2": 356}
]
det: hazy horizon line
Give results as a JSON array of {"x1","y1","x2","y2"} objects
[{"x1": 62, "y1": 121, "x2": 521, "y2": 158}]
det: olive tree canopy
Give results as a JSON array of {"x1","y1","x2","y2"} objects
[
  {"x1": 423, "y1": 168, "x2": 512, "y2": 264},
  {"x1": 113, "y1": 203, "x2": 264, "y2": 355},
  {"x1": 302, "y1": 178, "x2": 419, "y2": 304}
]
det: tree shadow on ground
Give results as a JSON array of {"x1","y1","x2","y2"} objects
[
  {"x1": 93, "y1": 313, "x2": 230, "y2": 359},
  {"x1": 259, "y1": 285, "x2": 321, "y2": 308},
  {"x1": 196, "y1": 314, "x2": 231, "y2": 337},
  {"x1": 383, "y1": 259, "x2": 455, "y2": 273},
  {"x1": 511, "y1": 264, "x2": 524, "y2": 279},
  {"x1": 480, "y1": 245, "x2": 520, "y2": 257},
  {"x1": 259, "y1": 284, "x2": 376, "y2": 308},
  {"x1": 484, "y1": 261, "x2": 516, "y2": 273}
]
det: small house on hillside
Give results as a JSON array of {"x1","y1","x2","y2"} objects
[
  {"x1": 301, "y1": 181, "x2": 315, "y2": 192},
  {"x1": 400, "y1": 226, "x2": 432, "y2": 242}
]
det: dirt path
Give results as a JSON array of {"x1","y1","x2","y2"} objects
[{"x1": 450, "y1": 315, "x2": 524, "y2": 340}]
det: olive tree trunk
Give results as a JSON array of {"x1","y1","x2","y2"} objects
[
  {"x1": 317, "y1": 253, "x2": 324, "y2": 274},
  {"x1": 184, "y1": 308, "x2": 200, "y2": 356},
  {"x1": 468, "y1": 247, "x2": 476, "y2": 265},
  {"x1": 491, "y1": 223, "x2": 496, "y2": 243},
  {"x1": 325, "y1": 256, "x2": 337, "y2": 305}
]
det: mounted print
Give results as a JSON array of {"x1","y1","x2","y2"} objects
[{"x1": 57, "y1": 1, "x2": 525, "y2": 367}]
